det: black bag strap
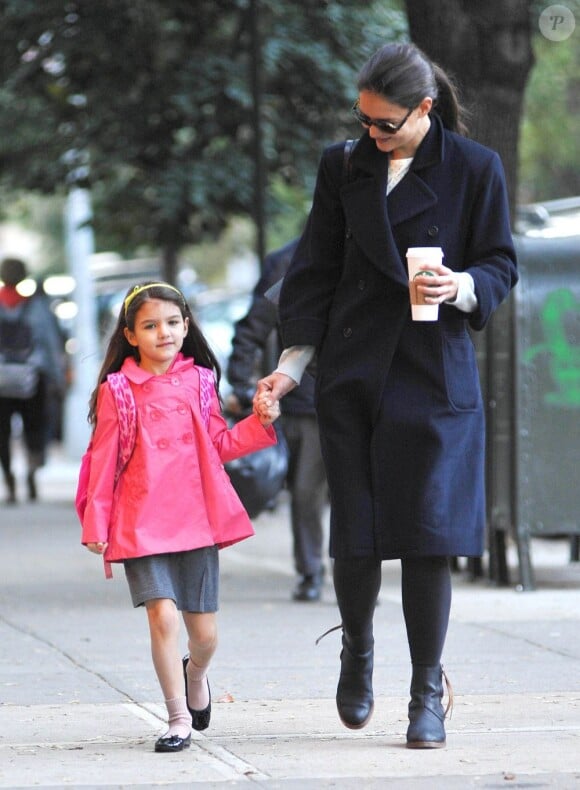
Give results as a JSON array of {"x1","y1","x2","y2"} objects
[{"x1": 342, "y1": 138, "x2": 358, "y2": 185}]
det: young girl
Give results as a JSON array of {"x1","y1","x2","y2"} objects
[{"x1": 80, "y1": 281, "x2": 279, "y2": 753}]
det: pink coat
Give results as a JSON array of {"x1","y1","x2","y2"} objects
[{"x1": 81, "y1": 354, "x2": 276, "y2": 565}]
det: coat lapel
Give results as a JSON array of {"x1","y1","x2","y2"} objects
[
  {"x1": 388, "y1": 117, "x2": 444, "y2": 227},
  {"x1": 341, "y1": 136, "x2": 408, "y2": 286},
  {"x1": 340, "y1": 118, "x2": 445, "y2": 286}
]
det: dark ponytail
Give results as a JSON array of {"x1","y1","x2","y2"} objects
[
  {"x1": 431, "y1": 63, "x2": 469, "y2": 136},
  {"x1": 357, "y1": 43, "x2": 469, "y2": 136}
]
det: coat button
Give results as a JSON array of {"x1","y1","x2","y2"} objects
[
  {"x1": 157, "y1": 438, "x2": 169, "y2": 449},
  {"x1": 182, "y1": 432, "x2": 194, "y2": 443},
  {"x1": 345, "y1": 228, "x2": 353, "y2": 239},
  {"x1": 171, "y1": 376, "x2": 181, "y2": 386},
  {"x1": 357, "y1": 280, "x2": 366, "y2": 290},
  {"x1": 343, "y1": 327, "x2": 352, "y2": 338},
  {"x1": 150, "y1": 410, "x2": 161, "y2": 421},
  {"x1": 428, "y1": 225, "x2": 439, "y2": 237},
  {"x1": 177, "y1": 403, "x2": 187, "y2": 415}
]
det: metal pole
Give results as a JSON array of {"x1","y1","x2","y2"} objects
[{"x1": 63, "y1": 187, "x2": 100, "y2": 459}]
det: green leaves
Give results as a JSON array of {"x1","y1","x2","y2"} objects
[{"x1": 0, "y1": 0, "x2": 407, "y2": 255}]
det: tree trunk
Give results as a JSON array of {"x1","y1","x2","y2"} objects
[
  {"x1": 162, "y1": 244, "x2": 178, "y2": 285},
  {"x1": 404, "y1": 1, "x2": 535, "y2": 585},
  {"x1": 404, "y1": 0, "x2": 534, "y2": 216}
]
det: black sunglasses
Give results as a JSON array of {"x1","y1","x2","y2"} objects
[{"x1": 351, "y1": 101, "x2": 414, "y2": 134}]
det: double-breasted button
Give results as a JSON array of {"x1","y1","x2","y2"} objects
[
  {"x1": 182, "y1": 432, "x2": 194, "y2": 443},
  {"x1": 177, "y1": 403, "x2": 187, "y2": 415},
  {"x1": 150, "y1": 409, "x2": 161, "y2": 421},
  {"x1": 343, "y1": 327, "x2": 353, "y2": 338},
  {"x1": 157, "y1": 438, "x2": 169, "y2": 449},
  {"x1": 428, "y1": 225, "x2": 439, "y2": 237}
]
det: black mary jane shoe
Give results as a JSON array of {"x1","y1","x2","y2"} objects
[
  {"x1": 154, "y1": 732, "x2": 191, "y2": 753},
  {"x1": 182, "y1": 655, "x2": 211, "y2": 731}
]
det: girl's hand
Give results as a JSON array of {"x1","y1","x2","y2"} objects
[
  {"x1": 86, "y1": 542, "x2": 108, "y2": 555},
  {"x1": 254, "y1": 392, "x2": 281, "y2": 427}
]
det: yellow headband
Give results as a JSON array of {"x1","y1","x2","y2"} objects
[{"x1": 124, "y1": 282, "x2": 183, "y2": 315}]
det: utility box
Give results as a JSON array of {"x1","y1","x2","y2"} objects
[{"x1": 513, "y1": 233, "x2": 580, "y2": 589}]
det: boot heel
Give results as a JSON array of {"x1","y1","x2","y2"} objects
[{"x1": 406, "y1": 664, "x2": 453, "y2": 749}]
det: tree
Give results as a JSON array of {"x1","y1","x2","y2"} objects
[
  {"x1": 404, "y1": 0, "x2": 535, "y2": 215},
  {"x1": 0, "y1": 0, "x2": 407, "y2": 280},
  {"x1": 403, "y1": 1, "x2": 538, "y2": 583},
  {"x1": 519, "y1": 33, "x2": 580, "y2": 200}
]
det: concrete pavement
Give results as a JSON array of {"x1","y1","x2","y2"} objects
[{"x1": 0, "y1": 446, "x2": 579, "y2": 788}]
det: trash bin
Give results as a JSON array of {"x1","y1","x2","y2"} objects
[{"x1": 513, "y1": 233, "x2": 580, "y2": 589}]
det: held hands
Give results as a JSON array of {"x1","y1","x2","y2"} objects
[
  {"x1": 253, "y1": 391, "x2": 281, "y2": 427},
  {"x1": 253, "y1": 373, "x2": 296, "y2": 427},
  {"x1": 253, "y1": 372, "x2": 297, "y2": 427},
  {"x1": 413, "y1": 263, "x2": 459, "y2": 305},
  {"x1": 255, "y1": 372, "x2": 297, "y2": 402}
]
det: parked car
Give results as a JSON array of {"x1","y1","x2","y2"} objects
[{"x1": 515, "y1": 196, "x2": 580, "y2": 238}]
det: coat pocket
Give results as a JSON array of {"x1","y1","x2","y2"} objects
[{"x1": 441, "y1": 332, "x2": 481, "y2": 411}]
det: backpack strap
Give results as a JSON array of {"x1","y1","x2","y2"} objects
[
  {"x1": 106, "y1": 372, "x2": 137, "y2": 481},
  {"x1": 197, "y1": 366, "x2": 215, "y2": 429},
  {"x1": 92, "y1": 371, "x2": 136, "y2": 581}
]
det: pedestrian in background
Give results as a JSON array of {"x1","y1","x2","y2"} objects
[
  {"x1": 80, "y1": 281, "x2": 279, "y2": 753},
  {"x1": 227, "y1": 239, "x2": 328, "y2": 602},
  {"x1": 255, "y1": 42, "x2": 517, "y2": 748},
  {"x1": 0, "y1": 257, "x2": 66, "y2": 503}
]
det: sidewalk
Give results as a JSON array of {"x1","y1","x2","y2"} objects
[{"x1": 0, "y1": 447, "x2": 579, "y2": 788}]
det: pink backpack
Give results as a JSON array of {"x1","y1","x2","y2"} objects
[{"x1": 75, "y1": 365, "x2": 214, "y2": 524}]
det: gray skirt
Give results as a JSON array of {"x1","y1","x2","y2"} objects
[{"x1": 124, "y1": 546, "x2": 219, "y2": 612}]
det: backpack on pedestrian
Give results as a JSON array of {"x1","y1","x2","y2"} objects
[{"x1": 0, "y1": 300, "x2": 40, "y2": 399}]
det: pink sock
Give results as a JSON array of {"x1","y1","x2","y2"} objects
[
  {"x1": 186, "y1": 659, "x2": 210, "y2": 710},
  {"x1": 164, "y1": 696, "x2": 191, "y2": 739}
]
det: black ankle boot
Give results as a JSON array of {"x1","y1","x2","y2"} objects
[
  {"x1": 27, "y1": 470, "x2": 37, "y2": 501},
  {"x1": 406, "y1": 664, "x2": 452, "y2": 748},
  {"x1": 5, "y1": 472, "x2": 16, "y2": 504},
  {"x1": 336, "y1": 634, "x2": 374, "y2": 729}
]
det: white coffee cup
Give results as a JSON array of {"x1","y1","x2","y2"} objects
[{"x1": 406, "y1": 247, "x2": 444, "y2": 321}]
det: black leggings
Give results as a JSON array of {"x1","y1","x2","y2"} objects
[
  {"x1": 333, "y1": 556, "x2": 451, "y2": 665},
  {"x1": 0, "y1": 377, "x2": 47, "y2": 481}
]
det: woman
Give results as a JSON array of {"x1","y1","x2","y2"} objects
[{"x1": 255, "y1": 42, "x2": 518, "y2": 748}]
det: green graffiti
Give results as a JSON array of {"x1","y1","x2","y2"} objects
[{"x1": 524, "y1": 288, "x2": 580, "y2": 407}]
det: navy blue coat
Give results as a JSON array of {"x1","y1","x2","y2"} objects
[{"x1": 279, "y1": 116, "x2": 518, "y2": 560}]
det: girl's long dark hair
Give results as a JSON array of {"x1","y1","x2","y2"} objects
[
  {"x1": 87, "y1": 282, "x2": 221, "y2": 425},
  {"x1": 357, "y1": 42, "x2": 469, "y2": 136}
]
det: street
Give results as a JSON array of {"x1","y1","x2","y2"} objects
[{"x1": 0, "y1": 451, "x2": 579, "y2": 788}]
